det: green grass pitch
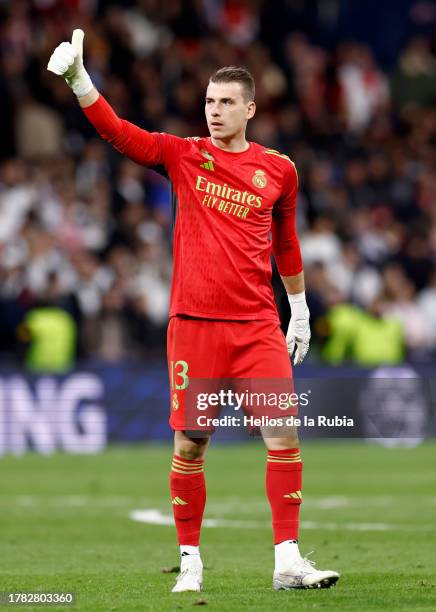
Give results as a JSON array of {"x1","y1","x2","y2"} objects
[{"x1": 1, "y1": 441, "x2": 436, "y2": 611}]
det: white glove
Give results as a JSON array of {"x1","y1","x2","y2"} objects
[
  {"x1": 286, "y1": 291, "x2": 311, "y2": 365},
  {"x1": 47, "y1": 29, "x2": 93, "y2": 98}
]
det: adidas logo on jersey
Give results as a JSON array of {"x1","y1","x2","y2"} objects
[{"x1": 200, "y1": 160, "x2": 214, "y2": 171}]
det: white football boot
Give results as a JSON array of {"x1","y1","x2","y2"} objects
[
  {"x1": 273, "y1": 554, "x2": 339, "y2": 590},
  {"x1": 171, "y1": 558, "x2": 203, "y2": 593}
]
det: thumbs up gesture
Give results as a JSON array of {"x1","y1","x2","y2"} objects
[{"x1": 47, "y1": 29, "x2": 93, "y2": 98}]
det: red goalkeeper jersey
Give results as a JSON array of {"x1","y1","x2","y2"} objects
[{"x1": 83, "y1": 95, "x2": 303, "y2": 321}]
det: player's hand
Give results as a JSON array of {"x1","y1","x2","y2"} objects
[
  {"x1": 286, "y1": 292, "x2": 311, "y2": 365},
  {"x1": 47, "y1": 29, "x2": 93, "y2": 98}
]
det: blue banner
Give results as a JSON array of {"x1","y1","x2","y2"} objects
[{"x1": 0, "y1": 362, "x2": 434, "y2": 455}]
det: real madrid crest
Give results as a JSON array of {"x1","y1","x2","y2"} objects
[
  {"x1": 252, "y1": 169, "x2": 267, "y2": 189},
  {"x1": 172, "y1": 392, "x2": 179, "y2": 411}
]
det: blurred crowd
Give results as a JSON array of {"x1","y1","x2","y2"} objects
[{"x1": 1, "y1": 0, "x2": 436, "y2": 370}]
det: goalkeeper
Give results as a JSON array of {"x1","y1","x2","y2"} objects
[{"x1": 48, "y1": 30, "x2": 339, "y2": 593}]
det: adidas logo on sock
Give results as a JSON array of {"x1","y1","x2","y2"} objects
[
  {"x1": 283, "y1": 490, "x2": 302, "y2": 500},
  {"x1": 172, "y1": 496, "x2": 188, "y2": 505}
]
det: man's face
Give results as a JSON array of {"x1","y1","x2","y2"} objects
[{"x1": 205, "y1": 81, "x2": 255, "y2": 141}]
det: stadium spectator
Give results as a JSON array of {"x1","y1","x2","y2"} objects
[
  {"x1": 322, "y1": 297, "x2": 405, "y2": 367},
  {"x1": 391, "y1": 36, "x2": 436, "y2": 108}
]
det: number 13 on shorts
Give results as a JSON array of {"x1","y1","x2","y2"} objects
[{"x1": 170, "y1": 360, "x2": 190, "y2": 391}]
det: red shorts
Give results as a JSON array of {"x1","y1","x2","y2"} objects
[{"x1": 167, "y1": 316, "x2": 294, "y2": 432}]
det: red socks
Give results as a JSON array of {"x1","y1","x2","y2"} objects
[
  {"x1": 170, "y1": 454, "x2": 206, "y2": 545},
  {"x1": 169, "y1": 449, "x2": 301, "y2": 546},
  {"x1": 266, "y1": 448, "x2": 303, "y2": 544}
]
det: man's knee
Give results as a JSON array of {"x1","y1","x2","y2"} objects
[
  {"x1": 178, "y1": 442, "x2": 207, "y2": 460},
  {"x1": 272, "y1": 436, "x2": 299, "y2": 450},
  {"x1": 262, "y1": 425, "x2": 299, "y2": 450},
  {"x1": 263, "y1": 433, "x2": 300, "y2": 451},
  {"x1": 174, "y1": 431, "x2": 209, "y2": 460}
]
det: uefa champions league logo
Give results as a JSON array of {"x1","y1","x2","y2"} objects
[{"x1": 360, "y1": 367, "x2": 428, "y2": 447}]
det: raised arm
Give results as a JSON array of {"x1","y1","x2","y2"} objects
[
  {"x1": 77, "y1": 87, "x2": 99, "y2": 108},
  {"x1": 47, "y1": 29, "x2": 182, "y2": 168}
]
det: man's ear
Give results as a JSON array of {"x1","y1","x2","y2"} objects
[{"x1": 247, "y1": 100, "x2": 256, "y2": 120}]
